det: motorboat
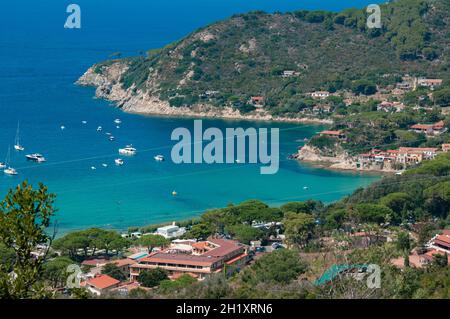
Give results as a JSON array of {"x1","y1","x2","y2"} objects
[
  {"x1": 109, "y1": 136, "x2": 115, "y2": 141},
  {"x1": 114, "y1": 119, "x2": 122, "y2": 124},
  {"x1": 119, "y1": 145, "x2": 137, "y2": 156},
  {"x1": 26, "y1": 153, "x2": 46, "y2": 163},
  {"x1": 97, "y1": 126, "x2": 103, "y2": 132},
  {"x1": 4, "y1": 167, "x2": 18, "y2": 176},
  {"x1": 154, "y1": 155, "x2": 165, "y2": 161},
  {"x1": 115, "y1": 159, "x2": 124, "y2": 166}
]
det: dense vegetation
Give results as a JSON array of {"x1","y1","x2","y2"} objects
[
  {"x1": 0, "y1": 151, "x2": 449, "y2": 299},
  {"x1": 92, "y1": 0, "x2": 450, "y2": 115}
]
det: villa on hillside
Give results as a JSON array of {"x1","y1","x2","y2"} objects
[
  {"x1": 377, "y1": 101, "x2": 405, "y2": 113},
  {"x1": 310, "y1": 91, "x2": 330, "y2": 99},
  {"x1": 427, "y1": 230, "x2": 450, "y2": 255},
  {"x1": 282, "y1": 70, "x2": 300, "y2": 78},
  {"x1": 82, "y1": 274, "x2": 120, "y2": 296},
  {"x1": 410, "y1": 121, "x2": 446, "y2": 136},
  {"x1": 249, "y1": 96, "x2": 265, "y2": 107},
  {"x1": 442, "y1": 144, "x2": 450, "y2": 153},
  {"x1": 130, "y1": 238, "x2": 248, "y2": 281},
  {"x1": 319, "y1": 130, "x2": 346, "y2": 140},
  {"x1": 417, "y1": 78, "x2": 443, "y2": 90}
]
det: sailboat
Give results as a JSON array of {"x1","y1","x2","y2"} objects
[
  {"x1": 14, "y1": 122, "x2": 25, "y2": 151},
  {"x1": 4, "y1": 147, "x2": 18, "y2": 176}
]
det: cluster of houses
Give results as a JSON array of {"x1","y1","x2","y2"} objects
[
  {"x1": 79, "y1": 237, "x2": 250, "y2": 296},
  {"x1": 357, "y1": 145, "x2": 448, "y2": 170},
  {"x1": 391, "y1": 229, "x2": 450, "y2": 269}
]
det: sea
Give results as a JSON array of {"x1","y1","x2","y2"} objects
[{"x1": 0, "y1": 0, "x2": 379, "y2": 234}]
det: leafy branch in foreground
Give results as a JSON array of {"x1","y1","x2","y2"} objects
[{"x1": 0, "y1": 181, "x2": 56, "y2": 299}]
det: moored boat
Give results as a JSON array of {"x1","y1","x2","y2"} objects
[
  {"x1": 26, "y1": 153, "x2": 46, "y2": 163},
  {"x1": 14, "y1": 121, "x2": 25, "y2": 151},
  {"x1": 4, "y1": 167, "x2": 18, "y2": 176},
  {"x1": 154, "y1": 155, "x2": 165, "y2": 161},
  {"x1": 119, "y1": 145, "x2": 137, "y2": 156},
  {"x1": 115, "y1": 158, "x2": 124, "y2": 166}
]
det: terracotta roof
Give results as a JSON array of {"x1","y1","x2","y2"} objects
[
  {"x1": 81, "y1": 258, "x2": 108, "y2": 266},
  {"x1": 398, "y1": 147, "x2": 438, "y2": 153},
  {"x1": 410, "y1": 124, "x2": 433, "y2": 130},
  {"x1": 112, "y1": 258, "x2": 136, "y2": 267},
  {"x1": 192, "y1": 242, "x2": 209, "y2": 250},
  {"x1": 138, "y1": 238, "x2": 243, "y2": 267},
  {"x1": 423, "y1": 250, "x2": 450, "y2": 263},
  {"x1": 140, "y1": 252, "x2": 220, "y2": 267},
  {"x1": 87, "y1": 274, "x2": 120, "y2": 290},
  {"x1": 225, "y1": 253, "x2": 248, "y2": 265},
  {"x1": 435, "y1": 235, "x2": 450, "y2": 246}
]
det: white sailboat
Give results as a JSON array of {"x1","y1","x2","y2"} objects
[
  {"x1": 14, "y1": 122, "x2": 24, "y2": 151},
  {"x1": 4, "y1": 147, "x2": 18, "y2": 176}
]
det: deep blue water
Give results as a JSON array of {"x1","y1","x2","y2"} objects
[{"x1": 0, "y1": 0, "x2": 379, "y2": 233}]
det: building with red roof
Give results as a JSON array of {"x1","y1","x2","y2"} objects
[
  {"x1": 130, "y1": 238, "x2": 248, "y2": 281},
  {"x1": 84, "y1": 274, "x2": 120, "y2": 296}
]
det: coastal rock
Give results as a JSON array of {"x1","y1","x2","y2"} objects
[{"x1": 77, "y1": 64, "x2": 333, "y2": 124}]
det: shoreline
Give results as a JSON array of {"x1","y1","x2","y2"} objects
[
  {"x1": 127, "y1": 108, "x2": 333, "y2": 125},
  {"x1": 77, "y1": 65, "x2": 333, "y2": 126},
  {"x1": 296, "y1": 158, "x2": 393, "y2": 176},
  {"x1": 293, "y1": 145, "x2": 398, "y2": 175}
]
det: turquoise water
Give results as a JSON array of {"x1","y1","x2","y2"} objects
[{"x1": 0, "y1": 0, "x2": 379, "y2": 233}]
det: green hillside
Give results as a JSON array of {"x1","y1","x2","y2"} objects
[{"x1": 93, "y1": 0, "x2": 450, "y2": 114}]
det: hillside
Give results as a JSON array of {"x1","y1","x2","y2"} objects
[{"x1": 78, "y1": 0, "x2": 450, "y2": 118}]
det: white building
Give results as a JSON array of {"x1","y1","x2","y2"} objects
[
  {"x1": 155, "y1": 222, "x2": 186, "y2": 239},
  {"x1": 311, "y1": 91, "x2": 330, "y2": 99}
]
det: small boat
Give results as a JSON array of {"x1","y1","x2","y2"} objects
[
  {"x1": 115, "y1": 159, "x2": 124, "y2": 166},
  {"x1": 102, "y1": 163, "x2": 108, "y2": 168},
  {"x1": 109, "y1": 136, "x2": 115, "y2": 141},
  {"x1": 114, "y1": 119, "x2": 122, "y2": 124},
  {"x1": 0, "y1": 162, "x2": 5, "y2": 169},
  {"x1": 116, "y1": 125, "x2": 120, "y2": 129},
  {"x1": 14, "y1": 122, "x2": 25, "y2": 151},
  {"x1": 119, "y1": 145, "x2": 137, "y2": 156},
  {"x1": 3, "y1": 147, "x2": 17, "y2": 175},
  {"x1": 303, "y1": 186, "x2": 309, "y2": 190},
  {"x1": 97, "y1": 126, "x2": 103, "y2": 132},
  {"x1": 91, "y1": 166, "x2": 96, "y2": 170},
  {"x1": 154, "y1": 155, "x2": 165, "y2": 162},
  {"x1": 82, "y1": 121, "x2": 87, "y2": 124},
  {"x1": 105, "y1": 132, "x2": 112, "y2": 136},
  {"x1": 26, "y1": 153, "x2": 46, "y2": 163},
  {"x1": 60, "y1": 125, "x2": 66, "y2": 130},
  {"x1": 172, "y1": 191, "x2": 178, "y2": 196},
  {"x1": 4, "y1": 167, "x2": 18, "y2": 176}
]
